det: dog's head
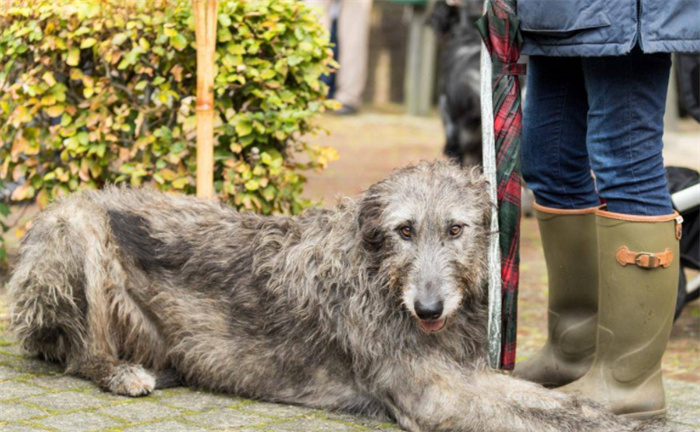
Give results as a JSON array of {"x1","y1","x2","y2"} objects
[
  {"x1": 358, "y1": 160, "x2": 492, "y2": 333},
  {"x1": 429, "y1": 0, "x2": 483, "y2": 38}
]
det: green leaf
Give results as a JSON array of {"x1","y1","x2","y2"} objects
[
  {"x1": 170, "y1": 33, "x2": 188, "y2": 51},
  {"x1": 227, "y1": 43, "x2": 245, "y2": 55},
  {"x1": 244, "y1": 179, "x2": 259, "y2": 191},
  {"x1": 77, "y1": 131, "x2": 89, "y2": 145},
  {"x1": 138, "y1": 37, "x2": 150, "y2": 50},
  {"x1": 66, "y1": 47, "x2": 80, "y2": 66},
  {"x1": 172, "y1": 177, "x2": 188, "y2": 189},
  {"x1": 112, "y1": 33, "x2": 128, "y2": 46},
  {"x1": 45, "y1": 104, "x2": 65, "y2": 117},
  {"x1": 260, "y1": 69, "x2": 275, "y2": 80},
  {"x1": 80, "y1": 37, "x2": 97, "y2": 49},
  {"x1": 287, "y1": 55, "x2": 304, "y2": 66},
  {"x1": 235, "y1": 118, "x2": 253, "y2": 136},
  {"x1": 218, "y1": 13, "x2": 232, "y2": 27},
  {"x1": 42, "y1": 71, "x2": 57, "y2": 87}
]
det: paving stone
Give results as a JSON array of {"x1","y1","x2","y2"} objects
[
  {"x1": 668, "y1": 424, "x2": 700, "y2": 432},
  {"x1": 0, "y1": 381, "x2": 47, "y2": 400},
  {"x1": 0, "y1": 344, "x2": 23, "y2": 357},
  {"x1": 80, "y1": 384, "x2": 130, "y2": 401},
  {"x1": 0, "y1": 401, "x2": 47, "y2": 421},
  {"x1": 667, "y1": 379, "x2": 700, "y2": 406},
  {"x1": 0, "y1": 423, "x2": 52, "y2": 432},
  {"x1": 669, "y1": 403, "x2": 700, "y2": 428},
  {"x1": 272, "y1": 418, "x2": 360, "y2": 431},
  {"x1": 185, "y1": 407, "x2": 268, "y2": 429},
  {"x1": 159, "y1": 391, "x2": 240, "y2": 411},
  {"x1": 35, "y1": 411, "x2": 123, "y2": 432},
  {"x1": 323, "y1": 411, "x2": 389, "y2": 428},
  {"x1": 366, "y1": 428, "x2": 405, "y2": 432},
  {"x1": 0, "y1": 351, "x2": 19, "y2": 364},
  {"x1": 25, "y1": 391, "x2": 109, "y2": 412},
  {"x1": 0, "y1": 364, "x2": 28, "y2": 381},
  {"x1": 367, "y1": 428, "x2": 405, "y2": 432},
  {"x1": 236, "y1": 429, "x2": 287, "y2": 432},
  {"x1": 97, "y1": 400, "x2": 182, "y2": 423},
  {"x1": 25, "y1": 373, "x2": 92, "y2": 391},
  {"x1": 123, "y1": 420, "x2": 212, "y2": 432},
  {"x1": 9, "y1": 357, "x2": 62, "y2": 375},
  {"x1": 240, "y1": 400, "x2": 323, "y2": 418}
]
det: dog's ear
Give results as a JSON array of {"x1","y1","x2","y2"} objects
[
  {"x1": 358, "y1": 185, "x2": 386, "y2": 253},
  {"x1": 429, "y1": 0, "x2": 459, "y2": 36}
]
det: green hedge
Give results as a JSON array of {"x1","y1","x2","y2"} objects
[{"x1": 0, "y1": 0, "x2": 338, "y2": 267}]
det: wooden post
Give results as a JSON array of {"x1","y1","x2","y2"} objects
[{"x1": 193, "y1": 0, "x2": 218, "y2": 199}]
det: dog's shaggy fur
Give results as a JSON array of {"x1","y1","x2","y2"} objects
[{"x1": 9, "y1": 161, "x2": 665, "y2": 431}]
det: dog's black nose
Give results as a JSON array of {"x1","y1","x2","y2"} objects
[{"x1": 415, "y1": 300, "x2": 443, "y2": 321}]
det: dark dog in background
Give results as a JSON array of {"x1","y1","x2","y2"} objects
[{"x1": 430, "y1": 0, "x2": 484, "y2": 167}]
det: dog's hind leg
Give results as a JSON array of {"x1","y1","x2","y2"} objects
[
  {"x1": 9, "y1": 201, "x2": 157, "y2": 397},
  {"x1": 65, "y1": 250, "x2": 157, "y2": 397}
]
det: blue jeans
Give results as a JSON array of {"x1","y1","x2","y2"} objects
[{"x1": 521, "y1": 47, "x2": 674, "y2": 216}]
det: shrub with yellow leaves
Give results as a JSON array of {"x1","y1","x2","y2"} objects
[{"x1": 0, "y1": 0, "x2": 339, "y2": 267}]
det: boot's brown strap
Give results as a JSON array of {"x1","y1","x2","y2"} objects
[{"x1": 616, "y1": 247, "x2": 674, "y2": 269}]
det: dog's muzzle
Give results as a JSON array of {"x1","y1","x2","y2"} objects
[{"x1": 415, "y1": 300, "x2": 446, "y2": 332}]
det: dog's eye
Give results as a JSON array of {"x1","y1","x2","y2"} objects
[
  {"x1": 398, "y1": 226, "x2": 412, "y2": 239},
  {"x1": 449, "y1": 225, "x2": 463, "y2": 237}
]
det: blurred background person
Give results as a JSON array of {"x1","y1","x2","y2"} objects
[{"x1": 306, "y1": 0, "x2": 374, "y2": 115}]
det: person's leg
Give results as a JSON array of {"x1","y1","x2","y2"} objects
[
  {"x1": 305, "y1": 0, "x2": 337, "y2": 98},
  {"x1": 582, "y1": 46, "x2": 673, "y2": 216},
  {"x1": 515, "y1": 56, "x2": 600, "y2": 387},
  {"x1": 560, "y1": 48, "x2": 679, "y2": 419},
  {"x1": 334, "y1": 0, "x2": 373, "y2": 111},
  {"x1": 521, "y1": 56, "x2": 599, "y2": 209}
]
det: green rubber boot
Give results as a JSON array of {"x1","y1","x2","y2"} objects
[
  {"x1": 513, "y1": 203, "x2": 599, "y2": 388},
  {"x1": 559, "y1": 208, "x2": 682, "y2": 419}
]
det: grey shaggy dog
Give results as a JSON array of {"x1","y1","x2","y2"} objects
[{"x1": 9, "y1": 161, "x2": 665, "y2": 432}]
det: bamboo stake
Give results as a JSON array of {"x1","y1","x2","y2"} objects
[{"x1": 193, "y1": 0, "x2": 218, "y2": 199}]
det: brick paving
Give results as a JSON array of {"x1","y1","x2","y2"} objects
[{"x1": 0, "y1": 110, "x2": 698, "y2": 431}]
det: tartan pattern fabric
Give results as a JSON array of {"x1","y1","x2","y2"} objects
[{"x1": 476, "y1": 0, "x2": 524, "y2": 370}]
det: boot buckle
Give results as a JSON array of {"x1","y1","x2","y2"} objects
[
  {"x1": 635, "y1": 252, "x2": 660, "y2": 269},
  {"x1": 616, "y1": 247, "x2": 674, "y2": 269}
]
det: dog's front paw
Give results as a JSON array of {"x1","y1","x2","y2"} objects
[{"x1": 108, "y1": 364, "x2": 156, "y2": 397}]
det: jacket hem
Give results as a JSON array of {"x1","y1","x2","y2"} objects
[
  {"x1": 643, "y1": 40, "x2": 700, "y2": 54},
  {"x1": 522, "y1": 41, "x2": 632, "y2": 57}
]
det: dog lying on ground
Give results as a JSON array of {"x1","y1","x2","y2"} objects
[{"x1": 9, "y1": 161, "x2": 665, "y2": 431}]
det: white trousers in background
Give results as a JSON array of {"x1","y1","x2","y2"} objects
[{"x1": 305, "y1": 0, "x2": 373, "y2": 108}]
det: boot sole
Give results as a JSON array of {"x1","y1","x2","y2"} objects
[{"x1": 619, "y1": 407, "x2": 666, "y2": 421}]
